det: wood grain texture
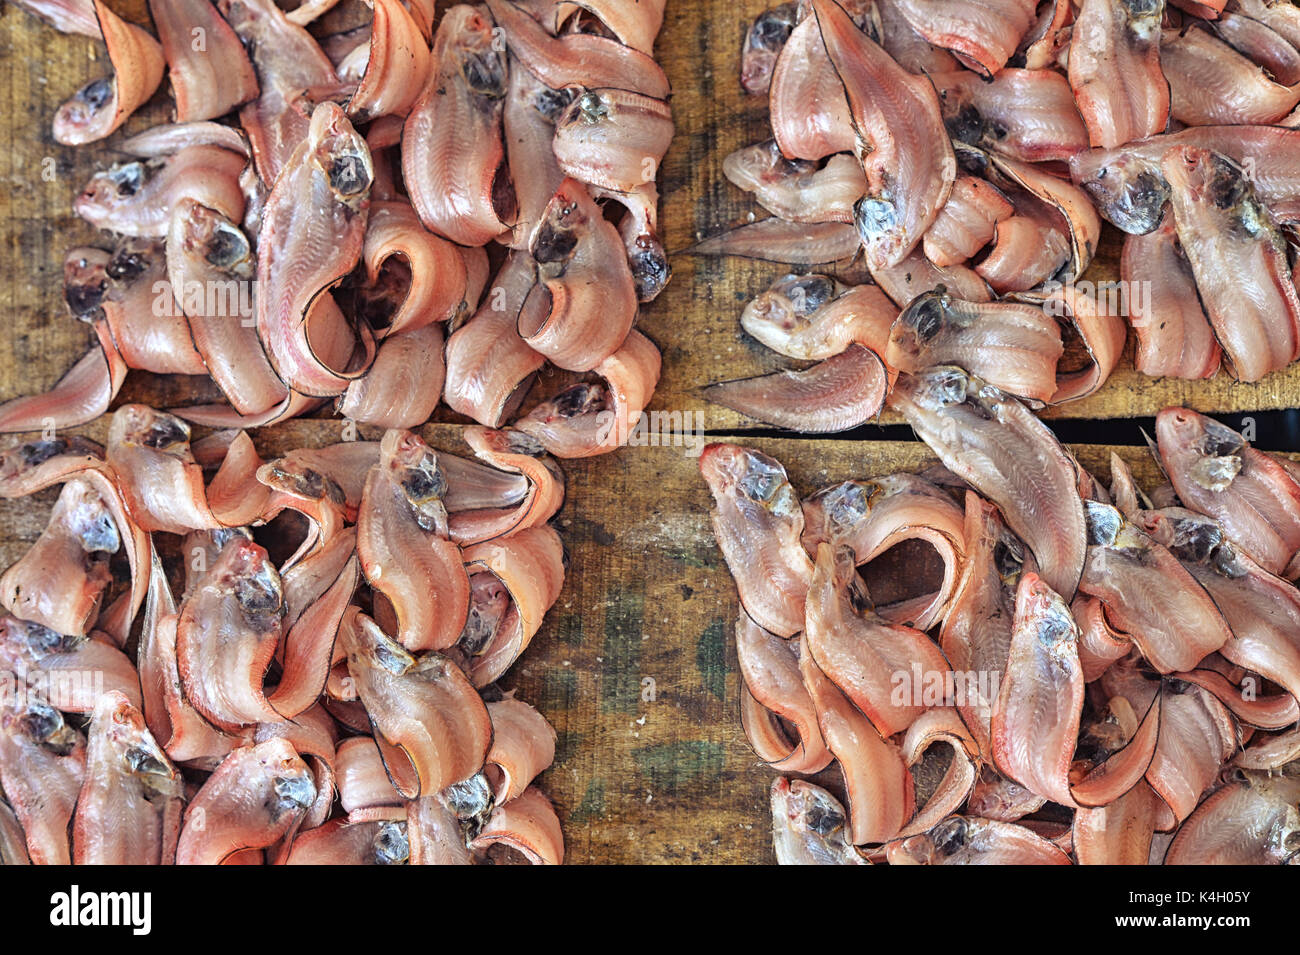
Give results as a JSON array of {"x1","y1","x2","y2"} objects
[
  {"x1": 3, "y1": 417, "x2": 1286, "y2": 863},
  {"x1": 1, "y1": 0, "x2": 1299, "y2": 865},
  {"x1": 650, "y1": 0, "x2": 1300, "y2": 428},
  {"x1": 10, "y1": 1, "x2": 1300, "y2": 428}
]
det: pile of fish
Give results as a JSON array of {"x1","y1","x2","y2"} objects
[
  {"x1": 0, "y1": 0, "x2": 670, "y2": 456},
  {"x1": 1, "y1": 415, "x2": 574, "y2": 862},
  {"x1": 702, "y1": 398, "x2": 1300, "y2": 864},
  {"x1": 0, "y1": 0, "x2": 676, "y2": 864},
  {"x1": 701, "y1": 0, "x2": 1300, "y2": 432},
  {"x1": 0, "y1": 415, "x2": 571, "y2": 864}
]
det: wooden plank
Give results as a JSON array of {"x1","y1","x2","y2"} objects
[
  {"x1": 8, "y1": 2, "x2": 1300, "y2": 428},
  {"x1": 4, "y1": 425, "x2": 1287, "y2": 863},
  {"x1": 491, "y1": 434, "x2": 1298, "y2": 864},
  {"x1": 648, "y1": 0, "x2": 1300, "y2": 428},
  {"x1": 2, "y1": 0, "x2": 1299, "y2": 866}
]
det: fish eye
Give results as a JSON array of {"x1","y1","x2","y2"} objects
[
  {"x1": 907, "y1": 294, "x2": 946, "y2": 342},
  {"x1": 373, "y1": 822, "x2": 410, "y2": 865},
  {"x1": 575, "y1": 91, "x2": 609, "y2": 124},
  {"x1": 328, "y1": 153, "x2": 370, "y2": 197},
  {"x1": 534, "y1": 87, "x2": 575, "y2": 121},
  {"x1": 126, "y1": 745, "x2": 169, "y2": 778},
  {"x1": 931, "y1": 817, "x2": 968, "y2": 855},
  {"x1": 107, "y1": 247, "x2": 150, "y2": 283},
  {"x1": 108, "y1": 161, "x2": 145, "y2": 197},
  {"x1": 235, "y1": 569, "x2": 282, "y2": 615},
  {"x1": 141, "y1": 415, "x2": 189, "y2": 449},
  {"x1": 78, "y1": 77, "x2": 114, "y2": 111},
  {"x1": 205, "y1": 222, "x2": 251, "y2": 270},
  {"x1": 462, "y1": 51, "x2": 505, "y2": 98},
  {"x1": 855, "y1": 197, "x2": 899, "y2": 239}
]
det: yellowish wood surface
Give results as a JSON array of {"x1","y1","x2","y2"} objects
[
  {"x1": 1, "y1": 0, "x2": 1298, "y2": 865},
  {"x1": 1, "y1": 418, "x2": 1268, "y2": 863},
  {"x1": 651, "y1": 0, "x2": 1300, "y2": 428}
]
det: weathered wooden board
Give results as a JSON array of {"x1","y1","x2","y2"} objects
[
  {"x1": 1, "y1": 0, "x2": 1299, "y2": 866},
  {"x1": 0, "y1": 423, "x2": 1271, "y2": 864},
  {"x1": 6, "y1": 1, "x2": 1300, "y2": 429},
  {"x1": 649, "y1": 0, "x2": 1300, "y2": 429}
]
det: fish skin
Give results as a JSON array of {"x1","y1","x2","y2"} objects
[
  {"x1": 813, "y1": 0, "x2": 955, "y2": 270},
  {"x1": 1121, "y1": 209, "x2": 1222, "y2": 379},
  {"x1": 990, "y1": 572, "x2": 1083, "y2": 809},
  {"x1": 1162, "y1": 146, "x2": 1300, "y2": 383},
  {"x1": 1068, "y1": 0, "x2": 1170, "y2": 151},
  {"x1": 805, "y1": 543, "x2": 951, "y2": 738},
  {"x1": 704, "y1": 344, "x2": 889, "y2": 434},
  {"x1": 1156, "y1": 407, "x2": 1300, "y2": 578},
  {"x1": 700, "y1": 443, "x2": 814, "y2": 638},
  {"x1": 888, "y1": 366, "x2": 1086, "y2": 600},
  {"x1": 889, "y1": 0, "x2": 1039, "y2": 78}
]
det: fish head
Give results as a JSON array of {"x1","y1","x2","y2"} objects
[
  {"x1": 770, "y1": 777, "x2": 865, "y2": 865},
  {"x1": 1074, "y1": 151, "x2": 1168, "y2": 235},
  {"x1": 110, "y1": 405, "x2": 193, "y2": 459},
  {"x1": 209, "y1": 535, "x2": 283, "y2": 621},
  {"x1": 347, "y1": 613, "x2": 416, "y2": 677},
  {"x1": 380, "y1": 429, "x2": 450, "y2": 533},
  {"x1": 0, "y1": 616, "x2": 78, "y2": 660},
  {"x1": 905, "y1": 365, "x2": 971, "y2": 411},
  {"x1": 532, "y1": 182, "x2": 591, "y2": 278},
  {"x1": 701, "y1": 444, "x2": 802, "y2": 519},
  {"x1": 441, "y1": 771, "x2": 494, "y2": 835},
  {"x1": 1015, "y1": 572, "x2": 1077, "y2": 650},
  {"x1": 888, "y1": 289, "x2": 955, "y2": 366},
  {"x1": 891, "y1": 816, "x2": 969, "y2": 865},
  {"x1": 307, "y1": 102, "x2": 374, "y2": 211},
  {"x1": 802, "y1": 480, "x2": 874, "y2": 546},
  {"x1": 1160, "y1": 146, "x2": 1252, "y2": 215},
  {"x1": 62, "y1": 478, "x2": 120, "y2": 555},
  {"x1": 740, "y1": 273, "x2": 838, "y2": 351},
  {"x1": 1161, "y1": 144, "x2": 1276, "y2": 249},
  {"x1": 174, "y1": 199, "x2": 255, "y2": 278},
  {"x1": 1122, "y1": 0, "x2": 1163, "y2": 35},
  {"x1": 722, "y1": 140, "x2": 814, "y2": 191},
  {"x1": 1084, "y1": 499, "x2": 1125, "y2": 546},
  {"x1": 62, "y1": 247, "x2": 111, "y2": 318},
  {"x1": 741, "y1": 4, "x2": 798, "y2": 93},
  {"x1": 257, "y1": 456, "x2": 348, "y2": 512},
  {"x1": 53, "y1": 76, "x2": 119, "y2": 146},
  {"x1": 456, "y1": 8, "x2": 507, "y2": 102},
  {"x1": 854, "y1": 193, "x2": 905, "y2": 268},
  {"x1": 547, "y1": 383, "x2": 611, "y2": 422},
  {"x1": 96, "y1": 690, "x2": 181, "y2": 796},
  {"x1": 10, "y1": 696, "x2": 80, "y2": 755},
  {"x1": 373, "y1": 821, "x2": 410, "y2": 865},
  {"x1": 266, "y1": 748, "x2": 318, "y2": 818},
  {"x1": 1140, "y1": 507, "x2": 1226, "y2": 565},
  {"x1": 630, "y1": 240, "x2": 672, "y2": 303},
  {"x1": 458, "y1": 570, "x2": 510, "y2": 657},
  {"x1": 1155, "y1": 407, "x2": 1244, "y2": 492},
  {"x1": 73, "y1": 160, "x2": 149, "y2": 229}
]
